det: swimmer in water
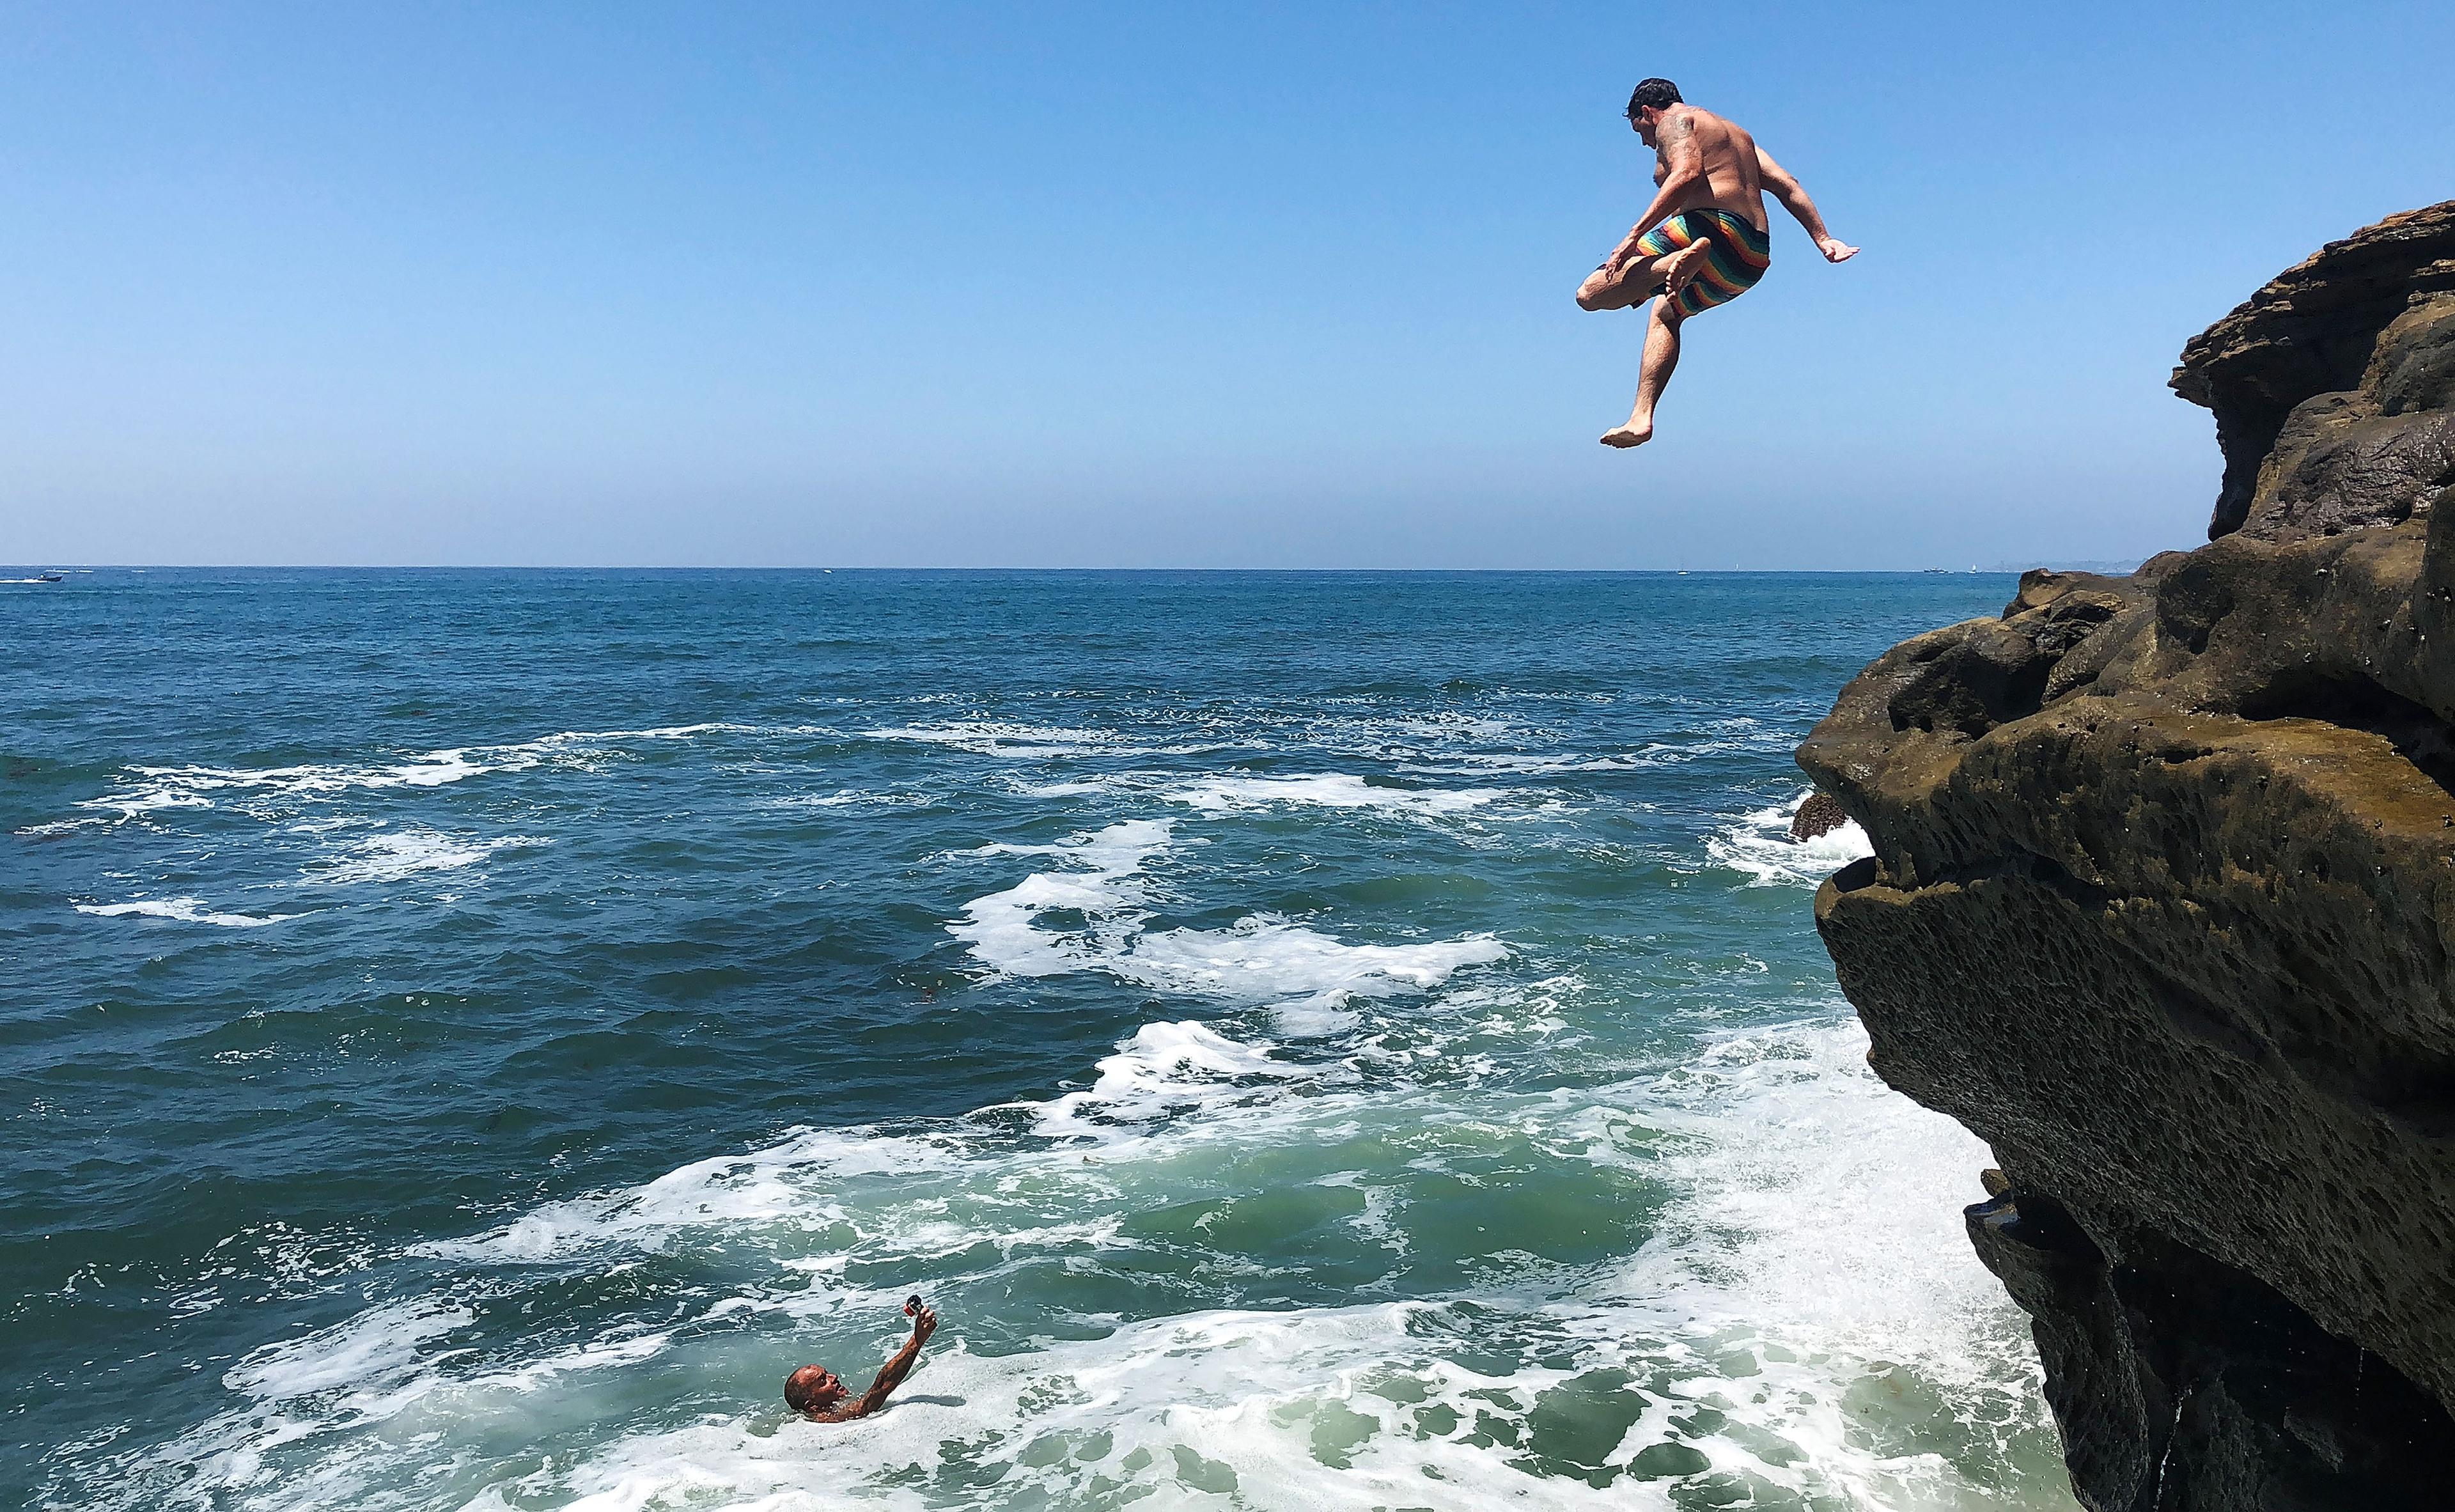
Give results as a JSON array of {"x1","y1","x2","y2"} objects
[{"x1": 784, "y1": 1302, "x2": 939, "y2": 1422}]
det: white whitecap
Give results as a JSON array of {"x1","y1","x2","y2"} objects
[
  {"x1": 76, "y1": 898, "x2": 306, "y2": 928},
  {"x1": 759, "y1": 790, "x2": 924, "y2": 810},
  {"x1": 304, "y1": 829, "x2": 550, "y2": 887},
  {"x1": 223, "y1": 1300, "x2": 471, "y2": 1402},
  {"x1": 865, "y1": 721, "x2": 1254, "y2": 760},
  {"x1": 1162, "y1": 772, "x2": 1502, "y2": 818},
  {"x1": 946, "y1": 819, "x2": 1174, "y2": 979},
  {"x1": 414, "y1": 1124, "x2": 973, "y2": 1266},
  {"x1": 65, "y1": 723, "x2": 752, "y2": 827},
  {"x1": 1008, "y1": 779, "x2": 1116, "y2": 799},
  {"x1": 947, "y1": 820, "x2": 1507, "y2": 1006},
  {"x1": 864, "y1": 721, "x2": 1119, "y2": 756},
  {"x1": 1031, "y1": 1019, "x2": 1313, "y2": 1137},
  {"x1": 1126, "y1": 916, "x2": 1509, "y2": 1004}
]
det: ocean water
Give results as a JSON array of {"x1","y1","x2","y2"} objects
[{"x1": 3, "y1": 569, "x2": 2077, "y2": 1511}]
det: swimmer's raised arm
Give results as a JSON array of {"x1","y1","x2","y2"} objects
[
  {"x1": 848, "y1": 1305, "x2": 937, "y2": 1417},
  {"x1": 784, "y1": 1304, "x2": 939, "y2": 1422}
]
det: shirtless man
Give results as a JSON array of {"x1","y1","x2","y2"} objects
[
  {"x1": 1576, "y1": 79, "x2": 1858, "y2": 448},
  {"x1": 784, "y1": 1302, "x2": 938, "y2": 1422}
]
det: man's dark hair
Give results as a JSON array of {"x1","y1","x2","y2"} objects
[{"x1": 1627, "y1": 79, "x2": 1682, "y2": 116}]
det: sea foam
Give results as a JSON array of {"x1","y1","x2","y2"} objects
[
  {"x1": 948, "y1": 819, "x2": 1509, "y2": 1008},
  {"x1": 75, "y1": 898, "x2": 306, "y2": 928},
  {"x1": 1703, "y1": 791, "x2": 1874, "y2": 887},
  {"x1": 304, "y1": 828, "x2": 552, "y2": 886},
  {"x1": 68, "y1": 724, "x2": 747, "y2": 826},
  {"x1": 864, "y1": 722, "x2": 1252, "y2": 760},
  {"x1": 1162, "y1": 772, "x2": 1504, "y2": 818},
  {"x1": 123, "y1": 1008, "x2": 2055, "y2": 1512}
]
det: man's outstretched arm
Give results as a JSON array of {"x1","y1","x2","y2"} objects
[
  {"x1": 844, "y1": 1305, "x2": 938, "y2": 1419},
  {"x1": 1756, "y1": 149, "x2": 1858, "y2": 263},
  {"x1": 1603, "y1": 113, "x2": 1706, "y2": 272}
]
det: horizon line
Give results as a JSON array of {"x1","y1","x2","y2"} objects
[{"x1": 4, "y1": 562, "x2": 2131, "y2": 576}]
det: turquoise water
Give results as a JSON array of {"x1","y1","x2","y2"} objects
[{"x1": 4, "y1": 570, "x2": 2075, "y2": 1510}]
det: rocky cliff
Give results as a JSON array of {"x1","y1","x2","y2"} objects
[
  {"x1": 1799, "y1": 203, "x2": 2455, "y2": 1511},
  {"x1": 2174, "y1": 201, "x2": 2455, "y2": 541}
]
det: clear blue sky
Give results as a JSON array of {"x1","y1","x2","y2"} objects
[{"x1": 7, "y1": 1, "x2": 2452, "y2": 569}]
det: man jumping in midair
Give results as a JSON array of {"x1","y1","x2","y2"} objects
[{"x1": 1577, "y1": 79, "x2": 1857, "y2": 448}]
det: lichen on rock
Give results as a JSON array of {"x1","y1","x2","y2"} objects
[{"x1": 1803, "y1": 203, "x2": 2455, "y2": 1510}]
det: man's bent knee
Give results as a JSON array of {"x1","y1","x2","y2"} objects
[{"x1": 1578, "y1": 270, "x2": 1652, "y2": 313}]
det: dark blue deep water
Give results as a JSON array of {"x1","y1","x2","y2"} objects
[{"x1": 3, "y1": 569, "x2": 2077, "y2": 1510}]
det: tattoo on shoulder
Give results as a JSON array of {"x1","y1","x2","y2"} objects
[{"x1": 1662, "y1": 111, "x2": 1694, "y2": 141}]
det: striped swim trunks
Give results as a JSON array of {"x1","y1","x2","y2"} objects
[{"x1": 1633, "y1": 208, "x2": 1772, "y2": 315}]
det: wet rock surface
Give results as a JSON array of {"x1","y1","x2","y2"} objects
[
  {"x1": 1803, "y1": 207, "x2": 2455, "y2": 1509},
  {"x1": 1786, "y1": 789, "x2": 1850, "y2": 841}
]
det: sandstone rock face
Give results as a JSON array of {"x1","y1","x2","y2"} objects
[
  {"x1": 1804, "y1": 209, "x2": 2455, "y2": 1509},
  {"x1": 2172, "y1": 200, "x2": 2455, "y2": 541}
]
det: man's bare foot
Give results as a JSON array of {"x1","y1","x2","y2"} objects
[
  {"x1": 1600, "y1": 421, "x2": 1653, "y2": 448},
  {"x1": 1658, "y1": 239, "x2": 1713, "y2": 295}
]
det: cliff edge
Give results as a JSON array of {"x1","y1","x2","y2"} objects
[
  {"x1": 2174, "y1": 200, "x2": 2455, "y2": 541},
  {"x1": 1800, "y1": 203, "x2": 2455, "y2": 1511}
]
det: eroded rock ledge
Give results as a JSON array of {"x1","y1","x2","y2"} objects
[
  {"x1": 2174, "y1": 199, "x2": 2455, "y2": 541},
  {"x1": 1802, "y1": 203, "x2": 2455, "y2": 1510}
]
